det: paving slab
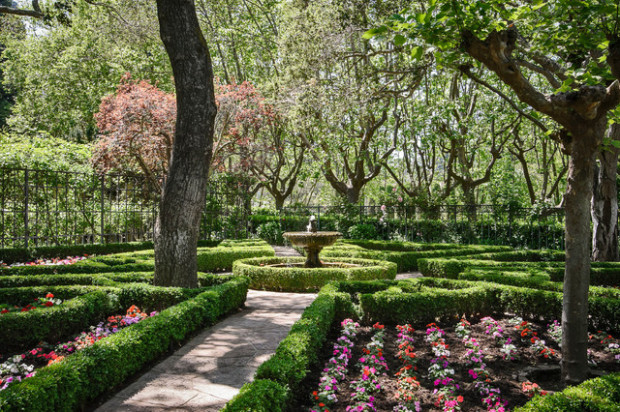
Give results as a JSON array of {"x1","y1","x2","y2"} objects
[{"x1": 396, "y1": 271, "x2": 423, "y2": 279}]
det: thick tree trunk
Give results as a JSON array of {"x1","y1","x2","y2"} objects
[
  {"x1": 591, "y1": 123, "x2": 620, "y2": 261},
  {"x1": 561, "y1": 123, "x2": 602, "y2": 383},
  {"x1": 346, "y1": 186, "x2": 361, "y2": 204},
  {"x1": 274, "y1": 194, "x2": 285, "y2": 210},
  {"x1": 153, "y1": 0, "x2": 216, "y2": 287},
  {"x1": 463, "y1": 184, "x2": 477, "y2": 222}
]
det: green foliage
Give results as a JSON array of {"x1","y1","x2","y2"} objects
[
  {"x1": 0, "y1": 241, "x2": 159, "y2": 265},
  {"x1": 256, "y1": 221, "x2": 284, "y2": 245},
  {"x1": 515, "y1": 372, "x2": 620, "y2": 411},
  {"x1": 0, "y1": 240, "x2": 271, "y2": 275},
  {"x1": 233, "y1": 256, "x2": 397, "y2": 292},
  {"x1": 347, "y1": 223, "x2": 378, "y2": 240},
  {"x1": 419, "y1": 251, "x2": 620, "y2": 289},
  {"x1": 222, "y1": 379, "x2": 289, "y2": 412},
  {"x1": 196, "y1": 241, "x2": 275, "y2": 272},
  {"x1": 251, "y1": 214, "x2": 566, "y2": 250},
  {"x1": 0, "y1": 133, "x2": 91, "y2": 171},
  {"x1": 0, "y1": 291, "x2": 116, "y2": 353},
  {"x1": 0, "y1": 276, "x2": 249, "y2": 411},
  {"x1": 1, "y1": 0, "x2": 172, "y2": 141},
  {"x1": 322, "y1": 240, "x2": 510, "y2": 271}
]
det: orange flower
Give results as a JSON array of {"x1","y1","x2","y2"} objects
[{"x1": 457, "y1": 395, "x2": 464, "y2": 402}]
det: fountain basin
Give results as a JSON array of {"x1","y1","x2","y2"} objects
[{"x1": 283, "y1": 231, "x2": 342, "y2": 267}]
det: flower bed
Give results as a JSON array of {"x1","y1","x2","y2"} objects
[
  {"x1": 0, "y1": 304, "x2": 156, "y2": 391},
  {"x1": 0, "y1": 292, "x2": 61, "y2": 314},
  {"x1": 0, "y1": 275, "x2": 249, "y2": 411},
  {"x1": 0, "y1": 256, "x2": 87, "y2": 269},
  {"x1": 297, "y1": 317, "x2": 620, "y2": 411}
]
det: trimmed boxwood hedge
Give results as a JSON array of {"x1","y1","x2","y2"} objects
[
  {"x1": 0, "y1": 276, "x2": 249, "y2": 412},
  {"x1": 223, "y1": 279, "x2": 619, "y2": 411},
  {"x1": 419, "y1": 255, "x2": 620, "y2": 288},
  {"x1": 233, "y1": 256, "x2": 397, "y2": 292},
  {"x1": 0, "y1": 291, "x2": 115, "y2": 354},
  {"x1": 514, "y1": 372, "x2": 620, "y2": 411},
  {"x1": 0, "y1": 239, "x2": 222, "y2": 265},
  {"x1": 0, "y1": 271, "x2": 230, "y2": 289},
  {"x1": 321, "y1": 241, "x2": 511, "y2": 271},
  {"x1": 0, "y1": 280, "x2": 235, "y2": 354},
  {"x1": 0, "y1": 239, "x2": 274, "y2": 276},
  {"x1": 197, "y1": 244, "x2": 275, "y2": 272},
  {"x1": 359, "y1": 277, "x2": 620, "y2": 334}
]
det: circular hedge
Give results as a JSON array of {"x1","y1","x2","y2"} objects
[{"x1": 233, "y1": 256, "x2": 397, "y2": 292}]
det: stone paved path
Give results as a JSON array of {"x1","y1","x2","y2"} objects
[{"x1": 95, "y1": 247, "x2": 315, "y2": 412}]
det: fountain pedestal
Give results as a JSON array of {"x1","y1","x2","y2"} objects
[{"x1": 282, "y1": 231, "x2": 342, "y2": 268}]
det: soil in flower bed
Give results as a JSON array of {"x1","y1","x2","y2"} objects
[{"x1": 291, "y1": 317, "x2": 620, "y2": 412}]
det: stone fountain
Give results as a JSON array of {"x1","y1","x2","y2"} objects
[{"x1": 283, "y1": 216, "x2": 341, "y2": 268}]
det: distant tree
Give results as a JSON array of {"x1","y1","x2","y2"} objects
[
  {"x1": 212, "y1": 80, "x2": 275, "y2": 173},
  {"x1": 92, "y1": 74, "x2": 175, "y2": 190}
]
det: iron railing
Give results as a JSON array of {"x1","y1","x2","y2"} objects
[
  {"x1": 277, "y1": 204, "x2": 567, "y2": 250},
  {"x1": 0, "y1": 167, "x2": 251, "y2": 249}
]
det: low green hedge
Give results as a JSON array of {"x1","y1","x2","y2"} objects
[
  {"x1": 419, "y1": 253, "x2": 620, "y2": 288},
  {"x1": 197, "y1": 244, "x2": 275, "y2": 272},
  {"x1": 514, "y1": 372, "x2": 620, "y2": 411},
  {"x1": 418, "y1": 257, "x2": 562, "y2": 279},
  {"x1": 0, "y1": 271, "x2": 230, "y2": 288},
  {"x1": 359, "y1": 277, "x2": 620, "y2": 334},
  {"x1": 0, "y1": 242, "x2": 155, "y2": 265},
  {"x1": 222, "y1": 379, "x2": 289, "y2": 412},
  {"x1": 321, "y1": 241, "x2": 511, "y2": 272},
  {"x1": 0, "y1": 260, "x2": 155, "y2": 276},
  {"x1": 0, "y1": 240, "x2": 274, "y2": 276},
  {"x1": 0, "y1": 276, "x2": 249, "y2": 411},
  {"x1": 233, "y1": 257, "x2": 397, "y2": 292},
  {"x1": 0, "y1": 240, "x2": 222, "y2": 265},
  {"x1": 0, "y1": 291, "x2": 116, "y2": 354},
  {"x1": 547, "y1": 265, "x2": 620, "y2": 287},
  {"x1": 458, "y1": 268, "x2": 620, "y2": 299},
  {"x1": 0, "y1": 283, "x2": 218, "y2": 354}
]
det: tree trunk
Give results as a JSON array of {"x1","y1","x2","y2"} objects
[
  {"x1": 153, "y1": 0, "x2": 216, "y2": 288},
  {"x1": 561, "y1": 123, "x2": 602, "y2": 383},
  {"x1": 346, "y1": 186, "x2": 361, "y2": 204},
  {"x1": 591, "y1": 123, "x2": 620, "y2": 261},
  {"x1": 463, "y1": 184, "x2": 477, "y2": 221},
  {"x1": 274, "y1": 193, "x2": 285, "y2": 210}
]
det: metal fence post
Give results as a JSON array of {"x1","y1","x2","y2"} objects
[
  {"x1": 100, "y1": 175, "x2": 105, "y2": 243},
  {"x1": 24, "y1": 168, "x2": 29, "y2": 249}
]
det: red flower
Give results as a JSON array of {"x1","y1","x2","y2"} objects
[
  {"x1": 457, "y1": 395, "x2": 464, "y2": 403},
  {"x1": 44, "y1": 301, "x2": 54, "y2": 307},
  {"x1": 45, "y1": 293, "x2": 54, "y2": 298}
]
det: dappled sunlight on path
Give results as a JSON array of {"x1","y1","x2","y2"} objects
[{"x1": 95, "y1": 290, "x2": 316, "y2": 412}]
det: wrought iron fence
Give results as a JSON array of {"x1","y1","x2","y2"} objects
[
  {"x1": 277, "y1": 204, "x2": 567, "y2": 250},
  {"x1": 0, "y1": 167, "x2": 251, "y2": 249}
]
